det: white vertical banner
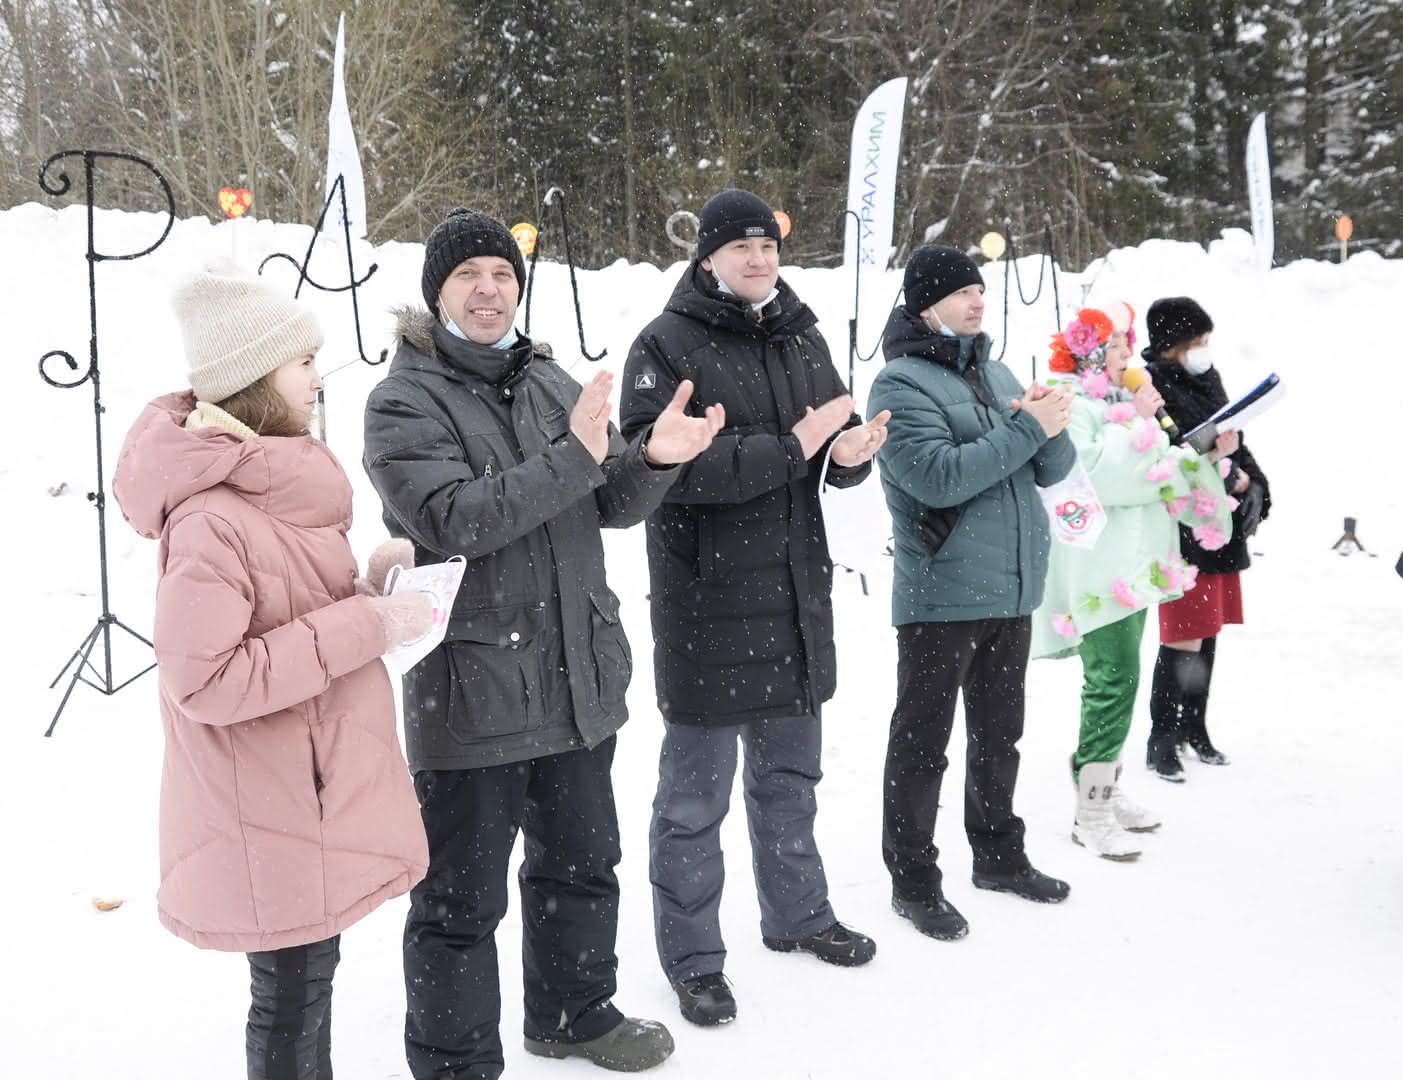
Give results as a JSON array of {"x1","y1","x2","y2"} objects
[
  {"x1": 325, "y1": 12, "x2": 367, "y2": 239},
  {"x1": 823, "y1": 77, "x2": 908, "y2": 584},
  {"x1": 843, "y1": 76, "x2": 908, "y2": 295},
  {"x1": 1246, "y1": 112, "x2": 1274, "y2": 272}
]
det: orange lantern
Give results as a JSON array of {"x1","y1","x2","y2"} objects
[
  {"x1": 773, "y1": 210, "x2": 792, "y2": 239},
  {"x1": 217, "y1": 186, "x2": 252, "y2": 218},
  {"x1": 511, "y1": 222, "x2": 539, "y2": 256}
]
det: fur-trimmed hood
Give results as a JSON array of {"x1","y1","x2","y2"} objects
[
  {"x1": 389, "y1": 305, "x2": 550, "y2": 388},
  {"x1": 392, "y1": 305, "x2": 438, "y2": 354}
]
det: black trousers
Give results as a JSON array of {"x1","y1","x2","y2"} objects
[
  {"x1": 883, "y1": 618, "x2": 1032, "y2": 899},
  {"x1": 246, "y1": 935, "x2": 340, "y2": 1080},
  {"x1": 404, "y1": 740, "x2": 624, "y2": 1080}
]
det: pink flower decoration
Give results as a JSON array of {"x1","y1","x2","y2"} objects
[
  {"x1": 1145, "y1": 460, "x2": 1177, "y2": 484},
  {"x1": 1079, "y1": 370, "x2": 1111, "y2": 399},
  {"x1": 1193, "y1": 489, "x2": 1220, "y2": 518},
  {"x1": 1194, "y1": 523, "x2": 1228, "y2": 550},
  {"x1": 1051, "y1": 614, "x2": 1078, "y2": 639},
  {"x1": 1165, "y1": 495, "x2": 1190, "y2": 517},
  {"x1": 1219, "y1": 458, "x2": 1232, "y2": 479},
  {"x1": 1132, "y1": 422, "x2": 1159, "y2": 453},
  {"x1": 1111, "y1": 579, "x2": 1140, "y2": 608},
  {"x1": 1181, "y1": 564, "x2": 1199, "y2": 590},
  {"x1": 1227, "y1": 495, "x2": 1240, "y2": 512},
  {"x1": 1104, "y1": 402, "x2": 1136, "y2": 424},
  {"x1": 1064, "y1": 319, "x2": 1099, "y2": 356}
]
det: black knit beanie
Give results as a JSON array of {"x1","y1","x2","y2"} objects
[
  {"x1": 696, "y1": 189, "x2": 783, "y2": 262},
  {"x1": 903, "y1": 245, "x2": 985, "y2": 315},
  {"x1": 1146, "y1": 297, "x2": 1214, "y2": 355},
  {"x1": 421, "y1": 208, "x2": 527, "y2": 312}
]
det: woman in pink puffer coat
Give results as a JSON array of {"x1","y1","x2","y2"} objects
[{"x1": 113, "y1": 259, "x2": 431, "y2": 1080}]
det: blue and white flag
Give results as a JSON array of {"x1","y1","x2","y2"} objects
[
  {"x1": 325, "y1": 13, "x2": 367, "y2": 239},
  {"x1": 843, "y1": 77, "x2": 908, "y2": 285},
  {"x1": 1246, "y1": 112, "x2": 1273, "y2": 273}
]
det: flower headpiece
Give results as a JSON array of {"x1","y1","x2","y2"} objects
[{"x1": 1048, "y1": 303, "x2": 1137, "y2": 373}]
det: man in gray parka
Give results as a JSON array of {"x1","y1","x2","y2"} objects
[{"x1": 363, "y1": 208, "x2": 723, "y2": 1080}]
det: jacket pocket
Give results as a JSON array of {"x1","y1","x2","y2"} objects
[
  {"x1": 587, "y1": 588, "x2": 632, "y2": 709},
  {"x1": 436, "y1": 604, "x2": 547, "y2": 744},
  {"x1": 917, "y1": 505, "x2": 964, "y2": 556}
]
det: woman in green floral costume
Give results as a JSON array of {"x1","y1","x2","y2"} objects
[{"x1": 1032, "y1": 302, "x2": 1232, "y2": 860}]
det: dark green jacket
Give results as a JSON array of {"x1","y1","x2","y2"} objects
[
  {"x1": 362, "y1": 309, "x2": 677, "y2": 770},
  {"x1": 866, "y1": 308, "x2": 1075, "y2": 625}
]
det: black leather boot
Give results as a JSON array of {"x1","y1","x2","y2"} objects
[
  {"x1": 1181, "y1": 637, "x2": 1229, "y2": 764},
  {"x1": 1146, "y1": 646, "x2": 1186, "y2": 782}
]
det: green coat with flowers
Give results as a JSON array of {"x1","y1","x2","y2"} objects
[{"x1": 1031, "y1": 384, "x2": 1233, "y2": 661}]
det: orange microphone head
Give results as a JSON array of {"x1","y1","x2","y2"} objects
[{"x1": 1121, "y1": 367, "x2": 1151, "y2": 393}]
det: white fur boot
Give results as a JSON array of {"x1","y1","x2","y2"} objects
[
  {"x1": 1073, "y1": 761, "x2": 1142, "y2": 861},
  {"x1": 1110, "y1": 762, "x2": 1162, "y2": 832}
]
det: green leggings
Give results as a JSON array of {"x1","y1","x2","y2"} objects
[{"x1": 1072, "y1": 608, "x2": 1148, "y2": 777}]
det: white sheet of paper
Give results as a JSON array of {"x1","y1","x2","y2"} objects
[{"x1": 380, "y1": 556, "x2": 466, "y2": 676}]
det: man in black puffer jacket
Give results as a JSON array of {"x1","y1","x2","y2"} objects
[{"x1": 620, "y1": 189, "x2": 889, "y2": 1028}]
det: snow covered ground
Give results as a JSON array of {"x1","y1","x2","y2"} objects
[{"x1": 3, "y1": 203, "x2": 1400, "y2": 1078}]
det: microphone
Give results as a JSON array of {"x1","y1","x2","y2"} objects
[{"x1": 1121, "y1": 368, "x2": 1180, "y2": 441}]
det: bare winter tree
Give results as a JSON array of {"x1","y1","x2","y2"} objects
[{"x1": 1, "y1": 0, "x2": 481, "y2": 239}]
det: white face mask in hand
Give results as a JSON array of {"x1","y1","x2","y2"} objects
[{"x1": 1184, "y1": 346, "x2": 1214, "y2": 375}]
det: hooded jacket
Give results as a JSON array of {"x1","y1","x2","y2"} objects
[
  {"x1": 867, "y1": 307, "x2": 1076, "y2": 625},
  {"x1": 112, "y1": 392, "x2": 427, "y2": 953},
  {"x1": 620, "y1": 265, "x2": 869, "y2": 725},
  {"x1": 362, "y1": 311, "x2": 678, "y2": 770}
]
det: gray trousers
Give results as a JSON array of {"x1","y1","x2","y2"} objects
[{"x1": 649, "y1": 713, "x2": 835, "y2": 985}]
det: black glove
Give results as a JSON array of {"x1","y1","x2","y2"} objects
[{"x1": 1236, "y1": 481, "x2": 1266, "y2": 539}]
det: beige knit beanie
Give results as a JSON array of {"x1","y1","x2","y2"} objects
[{"x1": 173, "y1": 258, "x2": 324, "y2": 403}]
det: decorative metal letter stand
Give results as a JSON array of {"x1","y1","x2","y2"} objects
[
  {"x1": 258, "y1": 173, "x2": 383, "y2": 441},
  {"x1": 39, "y1": 150, "x2": 176, "y2": 735}
]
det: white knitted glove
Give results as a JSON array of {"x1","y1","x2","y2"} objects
[
  {"x1": 368, "y1": 591, "x2": 435, "y2": 650},
  {"x1": 355, "y1": 538, "x2": 416, "y2": 598}
]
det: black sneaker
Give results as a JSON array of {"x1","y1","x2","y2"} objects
[
  {"x1": 524, "y1": 1016, "x2": 674, "y2": 1071},
  {"x1": 891, "y1": 892, "x2": 969, "y2": 941},
  {"x1": 763, "y1": 921, "x2": 876, "y2": 967},
  {"x1": 674, "y1": 973, "x2": 736, "y2": 1027},
  {"x1": 971, "y1": 866, "x2": 1070, "y2": 904}
]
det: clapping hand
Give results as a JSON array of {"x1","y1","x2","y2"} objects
[
  {"x1": 569, "y1": 371, "x2": 614, "y2": 464},
  {"x1": 1012, "y1": 383, "x2": 1074, "y2": 438},
  {"x1": 792, "y1": 394, "x2": 856, "y2": 459},
  {"x1": 643, "y1": 380, "x2": 725, "y2": 465},
  {"x1": 831, "y1": 410, "x2": 891, "y2": 467}
]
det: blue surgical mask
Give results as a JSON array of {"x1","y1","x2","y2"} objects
[
  {"x1": 443, "y1": 312, "x2": 516, "y2": 350},
  {"x1": 714, "y1": 273, "x2": 779, "y2": 312}
]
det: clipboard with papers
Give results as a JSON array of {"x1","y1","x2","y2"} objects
[{"x1": 1182, "y1": 373, "x2": 1284, "y2": 454}]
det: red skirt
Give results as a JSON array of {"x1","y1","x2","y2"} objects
[{"x1": 1158, "y1": 571, "x2": 1243, "y2": 644}]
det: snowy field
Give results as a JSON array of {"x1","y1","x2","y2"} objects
[{"x1": 3, "y1": 203, "x2": 1400, "y2": 1078}]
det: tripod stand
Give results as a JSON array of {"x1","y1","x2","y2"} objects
[{"x1": 39, "y1": 149, "x2": 175, "y2": 735}]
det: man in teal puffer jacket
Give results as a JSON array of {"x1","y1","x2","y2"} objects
[{"x1": 867, "y1": 245, "x2": 1077, "y2": 941}]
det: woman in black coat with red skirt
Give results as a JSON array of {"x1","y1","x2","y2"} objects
[{"x1": 1143, "y1": 298, "x2": 1271, "y2": 782}]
